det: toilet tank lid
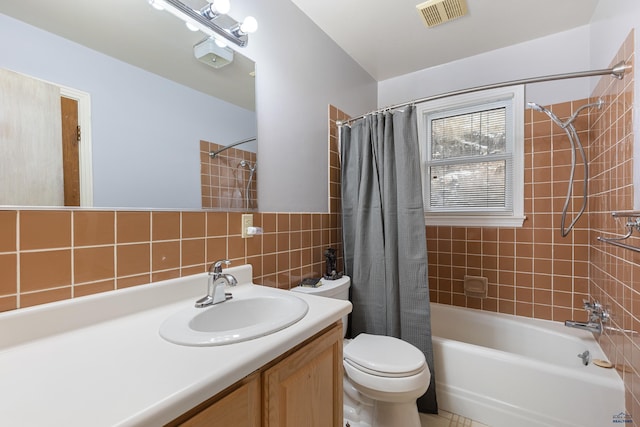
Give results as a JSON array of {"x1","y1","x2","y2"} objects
[
  {"x1": 290, "y1": 275, "x2": 350, "y2": 297},
  {"x1": 344, "y1": 333, "x2": 426, "y2": 377}
]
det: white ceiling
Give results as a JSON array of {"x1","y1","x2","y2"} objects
[{"x1": 290, "y1": 0, "x2": 600, "y2": 81}]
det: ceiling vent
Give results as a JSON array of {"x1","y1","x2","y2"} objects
[{"x1": 416, "y1": 0, "x2": 468, "y2": 28}]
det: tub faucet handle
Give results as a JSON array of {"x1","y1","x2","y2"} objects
[{"x1": 582, "y1": 299, "x2": 609, "y2": 324}]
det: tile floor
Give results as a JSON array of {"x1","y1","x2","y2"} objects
[{"x1": 420, "y1": 410, "x2": 490, "y2": 427}]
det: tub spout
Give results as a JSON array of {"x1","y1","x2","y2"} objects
[{"x1": 564, "y1": 320, "x2": 602, "y2": 334}]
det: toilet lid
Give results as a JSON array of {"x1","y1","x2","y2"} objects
[{"x1": 343, "y1": 334, "x2": 426, "y2": 377}]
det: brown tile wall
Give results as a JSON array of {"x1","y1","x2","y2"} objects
[
  {"x1": 588, "y1": 31, "x2": 639, "y2": 420},
  {"x1": 425, "y1": 98, "x2": 593, "y2": 321},
  {"x1": 328, "y1": 104, "x2": 350, "y2": 267},
  {"x1": 200, "y1": 140, "x2": 258, "y2": 210},
  {"x1": 329, "y1": 105, "x2": 349, "y2": 216},
  {"x1": 0, "y1": 210, "x2": 341, "y2": 310}
]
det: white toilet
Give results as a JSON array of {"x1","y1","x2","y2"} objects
[{"x1": 292, "y1": 276, "x2": 430, "y2": 427}]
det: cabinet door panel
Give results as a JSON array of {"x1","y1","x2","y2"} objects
[
  {"x1": 179, "y1": 372, "x2": 260, "y2": 427},
  {"x1": 263, "y1": 323, "x2": 343, "y2": 427}
]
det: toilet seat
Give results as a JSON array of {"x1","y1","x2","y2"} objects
[
  {"x1": 344, "y1": 334, "x2": 426, "y2": 378},
  {"x1": 343, "y1": 359, "x2": 430, "y2": 398}
]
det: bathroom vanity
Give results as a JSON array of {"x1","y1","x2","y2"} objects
[
  {"x1": 0, "y1": 265, "x2": 351, "y2": 426},
  {"x1": 170, "y1": 322, "x2": 343, "y2": 426}
]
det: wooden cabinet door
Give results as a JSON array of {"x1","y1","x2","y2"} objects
[
  {"x1": 263, "y1": 323, "x2": 343, "y2": 427},
  {"x1": 177, "y1": 372, "x2": 260, "y2": 427}
]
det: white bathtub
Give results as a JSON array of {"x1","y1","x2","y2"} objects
[{"x1": 430, "y1": 303, "x2": 625, "y2": 427}]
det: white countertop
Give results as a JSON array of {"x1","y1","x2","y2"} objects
[{"x1": 0, "y1": 265, "x2": 352, "y2": 426}]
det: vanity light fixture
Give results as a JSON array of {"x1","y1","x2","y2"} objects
[{"x1": 148, "y1": 0, "x2": 257, "y2": 48}]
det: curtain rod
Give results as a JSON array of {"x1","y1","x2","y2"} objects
[
  {"x1": 337, "y1": 60, "x2": 631, "y2": 126},
  {"x1": 209, "y1": 137, "x2": 257, "y2": 158}
]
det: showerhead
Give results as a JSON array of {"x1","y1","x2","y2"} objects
[
  {"x1": 527, "y1": 101, "x2": 564, "y2": 127},
  {"x1": 238, "y1": 160, "x2": 257, "y2": 173},
  {"x1": 529, "y1": 98, "x2": 605, "y2": 129},
  {"x1": 527, "y1": 102, "x2": 546, "y2": 112}
]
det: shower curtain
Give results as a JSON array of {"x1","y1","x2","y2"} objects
[{"x1": 340, "y1": 106, "x2": 437, "y2": 413}]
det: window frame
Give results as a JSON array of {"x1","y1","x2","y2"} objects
[{"x1": 416, "y1": 85, "x2": 525, "y2": 227}]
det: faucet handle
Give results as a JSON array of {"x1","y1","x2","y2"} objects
[
  {"x1": 583, "y1": 299, "x2": 603, "y2": 313},
  {"x1": 210, "y1": 259, "x2": 231, "y2": 275}
]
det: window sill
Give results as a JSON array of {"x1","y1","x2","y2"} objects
[{"x1": 423, "y1": 214, "x2": 526, "y2": 228}]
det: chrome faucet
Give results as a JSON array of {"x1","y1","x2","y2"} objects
[
  {"x1": 564, "y1": 320, "x2": 603, "y2": 334},
  {"x1": 564, "y1": 299, "x2": 609, "y2": 335},
  {"x1": 195, "y1": 259, "x2": 238, "y2": 308}
]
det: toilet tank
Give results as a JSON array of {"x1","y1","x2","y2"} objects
[{"x1": 291, "y1": 276, "x2": 350, "y2": 336}]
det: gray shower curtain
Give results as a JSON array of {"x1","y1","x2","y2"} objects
[{"x1": 340, "y1": 106, "x2": 437, "y2": 413}]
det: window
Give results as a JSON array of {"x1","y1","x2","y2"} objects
[{"x1": 417, "y1": 86, "x2": 525, "y2": 227}]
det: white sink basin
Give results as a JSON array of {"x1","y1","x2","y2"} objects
[{"x1": 159, "y1": 292, "x2": 309, "y2": 346}]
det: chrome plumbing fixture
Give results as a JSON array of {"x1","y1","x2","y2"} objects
[
  {"x1": 577, "y1": 350, "x2": 590, "y2": 366},
  {"x1": 583, "y1": 300, "x2": 610, "y2": 323},
  {"x1": 597, "y1": 211, "x2": 640, "y2": 253},
  {"x1": 527, "y1": 99, "x2": 604, "y2": 237},
  {"x1": 237, "y1": 160, "x2": 257, "y2": 210},
  {"x1": 565, "y1": 320, "x2": 603, "y2": 334},
  {"x1": 564, "y1": 299, "x2": 609, "y2": 335},
  {"x1": 195, "y1": 259, "x2": 238, "y2": 308}
]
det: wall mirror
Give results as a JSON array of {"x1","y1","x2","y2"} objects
[{"x1": 0, "y1": 0, "x2": 257, "y2": 210}]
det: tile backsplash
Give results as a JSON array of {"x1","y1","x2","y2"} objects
[{"x1": 0, "y1": 210, "x2": 341, "y2": 311}]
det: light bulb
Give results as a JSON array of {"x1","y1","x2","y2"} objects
[
  {"x1": 185, "y1": 22, "x2": 199, "y2": 31},
  {"x1": 240, "y1": 16, "x2": 258, "y2": 34},
  {"x1": 212, "y1": 0, "x2": 230, "y2": 14},
  {"x1": 148, "y1": 0, "x2": 164, "y2": 11}
]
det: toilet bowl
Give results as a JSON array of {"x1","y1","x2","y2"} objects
[
  {"x1": 343, "y1": 333, "x2": 430, "y2": 426},
  {"x1": 291, "y1": 276, "x2": 430, "y2": 427}
]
